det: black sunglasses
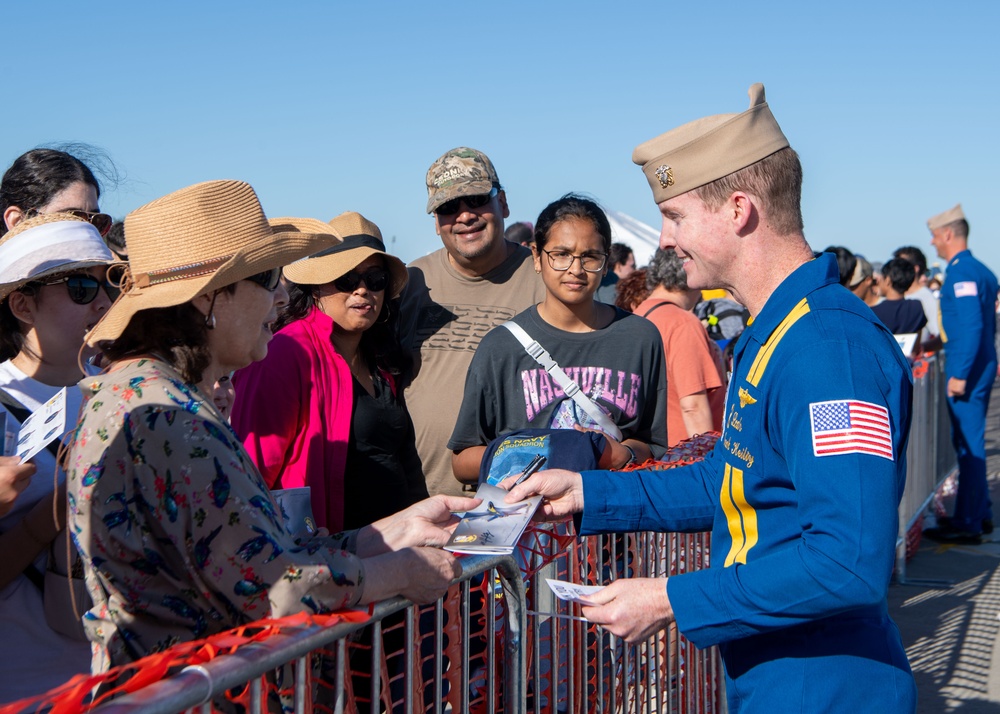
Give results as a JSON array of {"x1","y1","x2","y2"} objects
[
  {"x1": 244, "y1": 267, "x2": 282, "y2": 292},
  {"x1": 434, "y1": 187, "x2": 499, "y2": 217},
  {"x1": 333, "y1": 267, "x2": 389, "y2": 293},
  {"x1": 32, "y1": 274, "x2": 114, "y2": 305}
]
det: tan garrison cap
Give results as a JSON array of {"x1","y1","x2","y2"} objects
[
  {"x1": 425, "y1": 147, "x2": 500, "y2": 214},
  {"x1": 633, "y1": 83, "x2": 789, "y2": 203},
  {"x1": 927, "y1": 204, "x2": 965, "y2": 231}
]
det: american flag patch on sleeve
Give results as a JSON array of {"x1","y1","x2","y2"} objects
[
  {"x1": 954, "y1": 281, "x2": 978, "y2": 298},
  {"x1": 809, "y1": 400, "x2": 893, "y2": 461}
]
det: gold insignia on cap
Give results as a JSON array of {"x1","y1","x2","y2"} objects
[{"x1": 654, "y1": 165, "x2": 675, "y2": 188}]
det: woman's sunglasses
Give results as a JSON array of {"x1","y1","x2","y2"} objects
[
  {"x1": 333, "y1": 267, "x2": 389, "y2": 293},
  {"x1": 434, "y1": 187, "x2": 499, "y2": 217},
  {"x1": 244, "y1": 267, "x2": 282, "y2": 292},
  {"x1": 32, "y1": 274, "x2": 115, "y2": 305},
  {"x1": 27, "y1": 208, "x2": 113, "y2": 237}
]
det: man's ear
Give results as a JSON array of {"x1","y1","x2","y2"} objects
[
  {"x1": 498, "y1": 190, "x2": 510, "y2": 220},
  {"x1": 729, "y1": 192, "x2": 755, "y2": 234}
]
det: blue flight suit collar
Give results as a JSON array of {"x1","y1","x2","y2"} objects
[
  {"x1": 947, "y1": 248, "x2": 972, "y2": 269},
  {"x1": 731, "y1": 253, "x2": 840, "y2": 364}
]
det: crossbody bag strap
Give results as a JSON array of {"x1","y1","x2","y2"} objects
[{"x1": 503, "y1": 321, "x2": 624, "y2": 442}]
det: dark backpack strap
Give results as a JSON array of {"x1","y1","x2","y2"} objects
[{"x1": 641, "y1": 301, "x2": 673, "y2": 319}]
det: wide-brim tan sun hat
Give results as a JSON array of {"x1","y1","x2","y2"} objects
[
  {"x1": 281, "y1": 211, "x2": 408, "y2": 299},
  {"x1": 0, "y1": 213, "x2": 116, "y2": 301},
  {"x1": 86, "y1": 180, "x2": 339, "y2": 346}
]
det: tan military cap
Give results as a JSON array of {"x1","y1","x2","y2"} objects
[
  {"x1": 927, "y1": 204, "x2": 965, "y2": 231},
  {"x1": 633, "y1": 83, "x2": 789, "y2": 203}
]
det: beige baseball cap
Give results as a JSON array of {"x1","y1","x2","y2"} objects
[
  {"x1": 632, "y1": 83, "x2": 789, "y2": 203},
  {"x1": 425, "y1": 147, "x2": 500, "y2": 214},
  {"x1": 927, "y1": 204, "x2": 965, "y2": 231}
]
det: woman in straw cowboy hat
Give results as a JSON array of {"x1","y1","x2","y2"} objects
[
  {"x1": 0, "y1": 212, "x2": 115, "y2": 701},
  {"x1": 231, "y1": 212, "x2": 426, "y2": 533},
  {"x1": 65, "y1": 180, "x2": 477, "y2": 672}
]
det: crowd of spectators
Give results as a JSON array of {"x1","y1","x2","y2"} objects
[{"x1": 0, "y1": 95, "x2": 994, "y2": 713}]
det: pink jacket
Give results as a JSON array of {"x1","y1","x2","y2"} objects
[{"x1": 231, "y1": 307, "x2": 353, "y2": 531}]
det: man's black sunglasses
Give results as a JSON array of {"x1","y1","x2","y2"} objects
[{"x1": 434, "y1": 187, "x2": 499, "y2": 217}]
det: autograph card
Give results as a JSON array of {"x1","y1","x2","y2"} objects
[
  {"x1": 545, "y1": 578, "x2": 606, "y2": 606},
  {"x1": 15, "y1": 388, "x2": 68, "y2": 463},
  {"x1": 444, "y1": 483, "x2": 542, "y2": 555}
]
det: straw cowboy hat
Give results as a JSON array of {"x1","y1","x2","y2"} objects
[
  {"x1": 281, "y1": 211, "x2": 408, "y2": 299},
  {"x1": 0, "y1": 213, "x2": 115, "y2": 301},
  {"x1": 86, "y1": 180, "x2": 338, "y2": 345}
]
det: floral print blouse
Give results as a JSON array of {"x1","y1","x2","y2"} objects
[{"x1": 67, "y1": 358, "x2": 366, "y2": 670}]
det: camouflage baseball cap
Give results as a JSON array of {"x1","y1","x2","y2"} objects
[{"x1": 425, "y1": 147, "x2": 500, "y2": 214}]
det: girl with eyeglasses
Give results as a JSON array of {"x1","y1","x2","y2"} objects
[
  {"x1": 0, "y1": 213, "x2": 115, "y2": 701},
  {"x1": 449, "y1": 193, "x2": 668, "y2": 482}
]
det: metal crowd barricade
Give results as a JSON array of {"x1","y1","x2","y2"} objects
[
  {"x1": 81, "y1": 552, "x2": 528, "y2": 714},
  {"x1": 895, "y1": 353, "x2": 957, "y2": 582},
  {"x1": 8, "y1": 436, "x2": 723, "y2": 714}
]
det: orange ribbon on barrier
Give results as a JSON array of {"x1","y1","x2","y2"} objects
[{"x1": 0, "y1": 610, "x2": 372, "y2": 714}]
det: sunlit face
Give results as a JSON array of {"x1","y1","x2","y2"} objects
[
  {"x1": 434, "y1": 190, "x2": 510, "y2": 268},
  {"x1": 209, "y1": 279, "x2": 288, "y2": 373},
  {"x1": 18, "y1": 265, "x2": 112, "y2": 364},
  {"x1": 657, "y1": 192, "x2": 732, "y2": 290},
  {"x1": 929, "y1": 227, "x2": 949, "y2": 260},
  {"x1": 317, "y1": 255, "x2": 386, "y2": 334},
  {"x1": 533, "y1": 218, "x2": 607, "y2": 308}
]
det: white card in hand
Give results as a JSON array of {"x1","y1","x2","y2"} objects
[
  {"x1": 15, "y1": 388, "x2": 68, "y2": 463},
  {"x1": 545, "y1": 578, "x2": 605, "y2": 606}
]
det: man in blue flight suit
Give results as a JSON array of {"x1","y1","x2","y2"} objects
[
  {"x1": 506, "y1": 84, "x2": 917, "y2": 713},
  {"x1": 923, "y1": 204, "x2": 998, "y2": 544}
]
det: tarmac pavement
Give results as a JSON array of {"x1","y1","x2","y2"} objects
[{"x1": 889, "y1": 382, "x2": 1000, "y2": 713}]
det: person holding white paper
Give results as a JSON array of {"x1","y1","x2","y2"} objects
[{"x1": 0, "y1": 211, "x2": 115, "y2": 702}]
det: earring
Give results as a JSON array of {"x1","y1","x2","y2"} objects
[
  {"x1": 205, "y1": 292, "x2": 220, "y2": 330},
  {"x1": 377, "y1": 301, "x2": 392, "y2": 324}
]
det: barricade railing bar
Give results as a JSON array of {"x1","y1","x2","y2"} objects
[{"x1": 896, "y1": 354, "x2": 957, "y2": 583}]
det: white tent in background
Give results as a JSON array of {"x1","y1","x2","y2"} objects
[{"x1": 604, "y1": 210, "x2": 660, "y2": 267}]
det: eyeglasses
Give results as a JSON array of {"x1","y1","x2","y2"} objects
[
  {"x1": 541, "y1": 249, "x2": 608, "y2": 273},
  {"x1": 27, "y1": 208, "x2": 113, "y2": 237},
  {"x1": 244, "y1": 267, "x2": 282, "y2": 292},
  {"x1": 434, "y1": 187, "x2": 499, "y2": 217},
  {"x1": 333, "y1": 267, "x2": 389, "y2": 293},
  {"x1": 31, "y1": 274, "x2": 115, "y2": 305}
]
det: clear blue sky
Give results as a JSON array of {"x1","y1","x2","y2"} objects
[{"x1": 5, "y1": 1, "x2": 998, "y2": 275}]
